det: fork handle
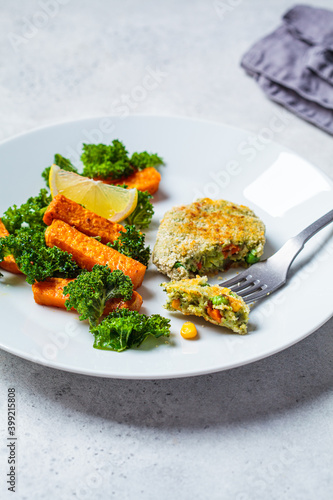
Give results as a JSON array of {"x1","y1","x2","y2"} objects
[
  {"x1": 296, "y1": 209, "x2": 333, "y2": 245},
  {"x1": 271, "y1": 209, "x2": 333, "y2": 275}
]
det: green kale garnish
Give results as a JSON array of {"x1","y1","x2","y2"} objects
[
  {"x1": 1, "y1": 189, "x2": 51, "y2": 234},
  {"x1": 126, "y1": 190, "x2": 154, "y2": 229},
  {"x1": 91, "y1": 309, "x2": 171, "y2": 352},
  {"x1": 81, "y1": 140, "x2": 133, "y2": 180},
  {"x1": 130, "y1": 151, "x2": 163, "y2": 171},
  {"x1": 0, "y1": 189, "x2": 80, "y2": 284},
  {"x1": 81, "y1": 139, "x2": 164, "y2": 180},
  {"x1": 42, "y1": 154, "x2": 78, "y2": 187},
  {"x1": 107, "y1": 225, "x2": 151, "y2": 267},
  {"x1": 63, "y1": 265, "x2": 133, "y2": 327},
  {"x1": 0, "y1": 228, "x2": 80, "y2": 285},
  {"x1": 62, "y1": 265, "x2": 171, "y2": 352}
]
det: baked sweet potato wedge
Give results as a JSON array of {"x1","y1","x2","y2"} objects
[
  {"x1": 43, "y1": 194, "x2": 124, "y2": 244},
  {"x1": 99, "y1": 167, "x2": 161, "y2": 195},
  {"x1": 45, "y1": 220, "x2": 146, "y2": 289},
  {"x1": 32, "y1": 277, "x2": 143, "y2": 313}
]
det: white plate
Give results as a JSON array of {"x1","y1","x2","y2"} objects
[{"x1": 0, "y1": 116, "x2": 332, "y2": 379}]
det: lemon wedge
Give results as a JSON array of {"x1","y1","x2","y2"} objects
[{"x1": 49, "y1": 164, "x2": 138, "y2": 222}]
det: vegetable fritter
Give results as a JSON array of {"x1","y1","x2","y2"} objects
[
  {"x1": 162, "y1": 276, "x2": 249, "y2": 334},
  {"x1": 153, "y1": 198, "x2": 265, "y2": 280}
]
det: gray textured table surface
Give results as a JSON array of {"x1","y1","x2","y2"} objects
[{"x1": 0, "y1": 1, "x2": 332, "y2": 499}]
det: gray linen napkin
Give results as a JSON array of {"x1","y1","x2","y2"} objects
[{"x1": 241, "y1": 4, "x2": 333, "y2": 135}]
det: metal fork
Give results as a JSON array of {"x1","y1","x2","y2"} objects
[{"x1": 219, "y1": 209, "x2": 333, "y2": 303}]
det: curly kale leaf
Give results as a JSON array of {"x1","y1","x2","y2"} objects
[
  {"x1": 107, "y1": 225, "x2": 151, "y2": 267},
  {"x1": 0, "y1": 190, "x2": 79, "y2": 283},
  {"x1": 81, "y1": 140, "x2": 164, "y2": 180},
  {"x1": 63, "y1": 265, "x2": 133, "y2": 327},
  {"x1": 0, "y1": 228, "x2": 80, "y2": 285},
  {"x1": 81, "y1": 140, "x2": 133, "y2": 180},
  {"x1": 130, "y1": 151, "x2": 164, "y2": 171},
  {"x1": 126, "y1": 190, "x2": 154, "y2": 229},
  {"x1": 1, "y1": 189, "x2": 51, "y2": 234},
  {"x1": 42, "y1": 154, "x2": 78, "y2": 187},
  {"x1": 91, "y1": 309, "x2": 171, "y2": 352}
]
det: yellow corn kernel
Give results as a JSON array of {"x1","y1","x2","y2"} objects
[
  {"x1": 180, "y1": 322, "x2": 197, "y2": 339},
  {"x1": 229, "y1": 297, "x2": 242, "y2": 312}
]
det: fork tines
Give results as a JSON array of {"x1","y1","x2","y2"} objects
[{"x1": 219, "y1": 273, "x2": 268, "y2": 303}]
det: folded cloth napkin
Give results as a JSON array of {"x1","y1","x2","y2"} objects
[{"x1": 241, "y1": 4, "x2": 333, "y2": 135}]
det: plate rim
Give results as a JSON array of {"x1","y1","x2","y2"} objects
[{"x1": 0, "y1": 314, "x2": 331, "y2": 380}]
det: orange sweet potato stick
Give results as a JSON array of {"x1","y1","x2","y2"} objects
[
  {"x1": 45, "y1": 220, "x2": 146, "y2": 289},
  {"x1": 0, "y1": 218, "x2": 23, "y2": 274},
  {"x1": 32, "y1": 277, "x2": 143, "y2": 313},
  {"x1": 98, "y1": 167, "x2": 161, "y2": 195},
  {"x1": 43, "y1": 194, "x2": 124, "y2": 244}
]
